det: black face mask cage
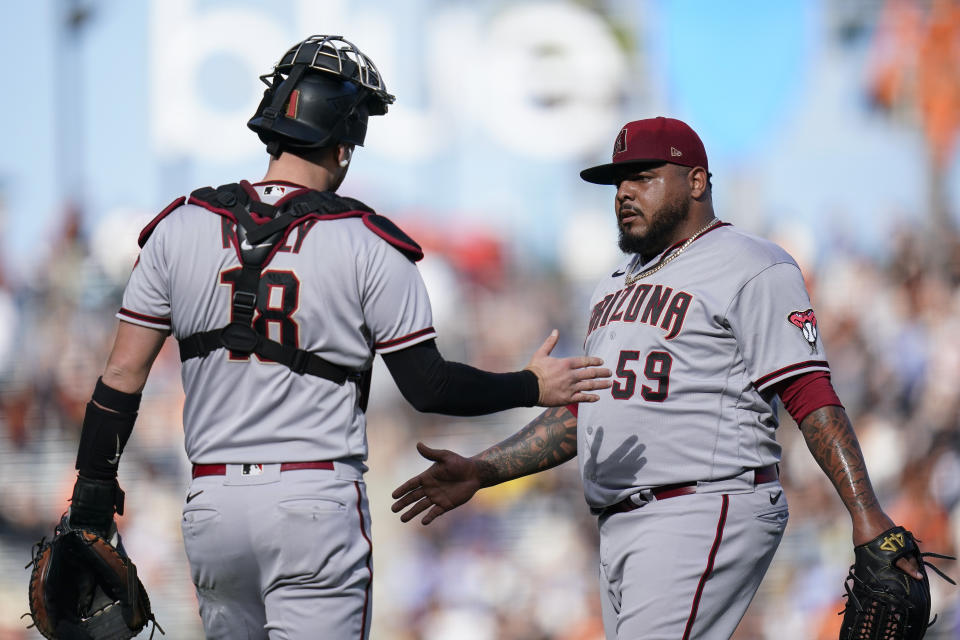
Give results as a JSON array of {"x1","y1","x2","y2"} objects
[{"x1": 259, "y1": 35, "x2": 394, "y2": 116}]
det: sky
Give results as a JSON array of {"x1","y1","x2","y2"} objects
[{"x1": 1, "y1": 0, "x2": 957, "y2": 281}]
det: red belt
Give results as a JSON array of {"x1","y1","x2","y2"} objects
[
  {"x1": 601, "y1": 464, "x2": 779, "y2": 517},
  {"x1": 192, "y1": 461, "x2": 335, "y2": 479}
]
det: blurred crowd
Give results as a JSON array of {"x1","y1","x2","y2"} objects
[{"x1": 1, "y1": 203, "x2": 959, "y2": 640}]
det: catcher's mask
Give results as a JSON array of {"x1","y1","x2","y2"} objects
[{"x1": 248, "y1": 35, "x2": 395, "y2": 158}]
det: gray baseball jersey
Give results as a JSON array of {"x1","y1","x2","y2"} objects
[
  {"x1": 118, "y1": 182, "x2": 436, "y2": 464},
  {"x1": 578, "y1": 221, "x2": 828, "y2": 509}
]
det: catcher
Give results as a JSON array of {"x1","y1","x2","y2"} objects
[
  {"x1": 26, "y1": 33, "x2": 610, "y2": 640},
  {"x1": 25, "y1": 378, "x2": 162, "y2": 639}
]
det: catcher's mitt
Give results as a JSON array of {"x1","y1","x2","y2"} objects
[
  {"x1": 25, "y1": 514, "x2": 162, "y2": 640},
  {"x1": 840, "y1": 525, "x2": 955, "y2": 640}
]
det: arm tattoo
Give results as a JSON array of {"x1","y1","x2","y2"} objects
[
  {"x1": 799, "y1": 405, "x2": 880, "y2": 516},
  {"x1": 474, "y1": 406, "x2": 578, "y2": 486}
]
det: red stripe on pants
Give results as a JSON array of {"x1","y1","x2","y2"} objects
[
  {"x1": 682, "y1": 494, "x2": 729, "y2": 639},
  {"x1": 355, "y1": 481, "x2": 373, "y2": 639}
]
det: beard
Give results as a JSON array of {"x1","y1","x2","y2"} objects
[{"x1": 617, "y1": 195, "x2": 691, "y2": 259}]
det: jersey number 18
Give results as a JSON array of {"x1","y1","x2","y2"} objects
[{"x1": 220, "y1": 268, "x2": 301, "y2": 361}]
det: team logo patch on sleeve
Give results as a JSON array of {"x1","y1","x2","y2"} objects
[{"x1": 788, "y1": 309, "x2": 819, "y2": 352}]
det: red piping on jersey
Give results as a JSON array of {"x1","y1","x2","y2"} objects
[
  {"x1": 682, "y1": 494, "x2": 729, "y2": 640},
  {"x1": 696, "y1": 221, "x2": 730, "y2": 238},
  {"x1": 375, "y1": 327, "x2": 436, "y2": 350},
  {"x1": 754, "y1": 360, "x2": 830, "y2": 389},
  {"x1": 118, "y1": 307, "x2": 171, "y2": 326},
  {"x1": 354, "y1": 481, "x2": 373, "y2": 639}
]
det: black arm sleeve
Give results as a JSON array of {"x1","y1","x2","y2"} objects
[{"x1": 381, "y1": 339, "x2": 540, "y2": 416}]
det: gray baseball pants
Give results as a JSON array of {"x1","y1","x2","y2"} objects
[
  {"x1": 598, "y1": 474, "x2": 788, "y2": 639},
  {"x1": 180, "y1": 461, "x2": 372, "y2": 639}
]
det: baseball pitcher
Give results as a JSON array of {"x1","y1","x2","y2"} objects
[{"x1": 391, "y1": 117, "x2": 953, "y2": 639}]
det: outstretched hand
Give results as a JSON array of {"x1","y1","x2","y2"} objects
[
  {"x1": 524, "y1": 330, "x2": 612, "y2": 406},
  {"x1": 391, "y1": 442, "x2": 487, "y2": 525}
]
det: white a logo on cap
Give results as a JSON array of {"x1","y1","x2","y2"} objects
[
  {"x1": 613, "y1": 128, "x2": 628, "y2": 157},
  {"x1": 670, "y1": 147, "x2": 683, "y2": 157}
]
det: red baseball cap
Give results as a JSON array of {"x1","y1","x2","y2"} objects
[{"x1": 580, "y1": 117, "x2": 709, "y2": 184}]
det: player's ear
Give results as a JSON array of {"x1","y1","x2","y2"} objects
[
  {"x1": 688, "y1": 166, "x2": 708, "y2": 199},
  {"x1": 337, "y1": 144, "x2": 355, "y2": 169}
]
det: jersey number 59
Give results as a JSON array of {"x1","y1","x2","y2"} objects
[{"x1": 611, "y1": 350, "x2": 672, "y2": 401}]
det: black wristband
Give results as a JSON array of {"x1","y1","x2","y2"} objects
[
  {"x1": 75, "y1": 402, "x2": 137, "y2": 480},
  {"x1": 92, "y1": 377, "x2": 142, "y2": 414}
]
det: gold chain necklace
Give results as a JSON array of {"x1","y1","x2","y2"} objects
[{"x1": 624, "y1": 218, "x2": 720, "y2": 285}]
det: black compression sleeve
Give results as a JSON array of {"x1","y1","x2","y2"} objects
[
  {"x1": 76, "y1": 378, "x2": 140, "y2": 480},
  {"x1": 382, "y1": 340, "x2": 540, "y2": 416}
]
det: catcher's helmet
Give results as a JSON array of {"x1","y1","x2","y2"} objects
[{"x1": 248, "y1": 35, "x2": 395, "y2": 157}]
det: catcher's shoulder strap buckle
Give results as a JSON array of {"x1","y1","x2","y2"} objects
[{"x1": 232, "y1": 290, "x2": 257, "y2": 314}]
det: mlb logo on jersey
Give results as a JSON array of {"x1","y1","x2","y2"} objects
[{"x1": 242, "y1": 464, "x2": 264, "y2": 476}]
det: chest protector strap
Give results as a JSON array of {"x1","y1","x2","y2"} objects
[{"x1": 176, "y1": 183, "x2": 398, "y2": 398}]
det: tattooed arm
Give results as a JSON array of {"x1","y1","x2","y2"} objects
[
  {"x1": 391, "y1": 406, "x2": 577, "y2": 525},
  {"x1": 476, "y1": 406, "x2": 578, "y2": 481},
  {"x1": 800, "y1": 405, "x2": 922, "y2": 578}
]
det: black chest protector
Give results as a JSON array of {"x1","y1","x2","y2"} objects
[{"x1": 167, "y1": 182, "x2": 423, "y2": 408}]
